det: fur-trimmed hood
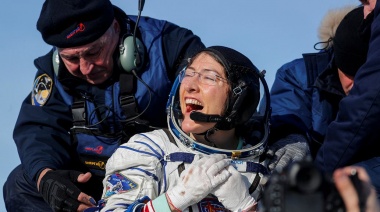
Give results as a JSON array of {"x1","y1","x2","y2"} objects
[{"x1": 318, "y1": 5, "x2": 358, "y2": 49}]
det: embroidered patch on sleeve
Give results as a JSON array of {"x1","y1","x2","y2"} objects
[
  {"x1": 31, "y1": 74, "x2": 53, "y2": 106},
  {"x1": 104, "y1": 172, "x2": 138, "y2": 198}
]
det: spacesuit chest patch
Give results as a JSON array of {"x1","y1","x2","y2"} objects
[
  {"x1": 197, "y1": 197, "x2": 226, "y2": 211},
  {"x1": 104, "y1": 173, "x2": 138, "y2": 198},
  {"x1": 31, "y1": 74, "x2": 53, "y2": 106}
]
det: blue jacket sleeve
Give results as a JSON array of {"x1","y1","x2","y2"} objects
[
  {"x1": 14, "y1": 53, "x2": 74, "y2": 182},
  {"x1": 269, "y1": 58, "x2": 312, "y2": 135},
  {"x1": 315, "y1": 3, "x2": 380, "y2": 172},
  {"x1": 161, "y1": 22, "x2": 205, "y2": 81}
]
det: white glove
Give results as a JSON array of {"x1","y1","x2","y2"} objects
[
  {"x1": 212, "y1": 165, "x2": 257, "y2": 211},
  {"x1": 266, "y1": 133, "x2": 310, "y2": 172},
  {"x1": 166, "y1": 154, "x2": 230, "y2": 210}
]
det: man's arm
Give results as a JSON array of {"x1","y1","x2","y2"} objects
[
  {"x1": 268, "y1": 58, "x2": 312, "y2": 139},
  {"x1": 316, "y1": 2, "x2": 380, "y2": 172},
  {"x1": 161, "y1": 22, "x2": 205, "y2": 81},
  {"x1": 264, "y1": 58, "x2": 313, "y2": 171},
  {"x1": 14, "y1": 53, "x2": 74, "y2": 182}
]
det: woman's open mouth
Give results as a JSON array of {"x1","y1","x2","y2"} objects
[{"x1": 185, "y1": 98, "x2": 203, "y2": 113}]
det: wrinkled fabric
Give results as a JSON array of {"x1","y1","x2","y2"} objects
[
  {"x1": 315, "y1": 2, "x2": 380, "y2": 173},
  {"x1": 100, "y1": 130, "x2": 265, "y2": 211}
]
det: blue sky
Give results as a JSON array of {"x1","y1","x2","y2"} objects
[{"x1": 0, "y1": 0, "x2": 359, "y2": 210}]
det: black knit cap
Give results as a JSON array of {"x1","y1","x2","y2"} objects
[
  {"x1": 37, "y1": 0, "x2": 114, "y2": 48},
  {"x1": 333, "y1": 6, "x2": 369, "y2": 77}
]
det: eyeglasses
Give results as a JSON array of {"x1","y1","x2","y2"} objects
[{"x1": 179, "y1": 69, "x2": 228, "y2": 86}]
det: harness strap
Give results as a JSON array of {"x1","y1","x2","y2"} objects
[
  {"x1": 162, "y1": 128, "x2": 265, "y2": 197},
  {"x1": 71, "y1": 96, "x2": 86, "y2": 127},
  {"x1": 162, "y1": 128, "x2": 175, "y2": 144},
  {"x1": 70, "y1": 73, "x2": 141, "y2": 128},
  {"x1": 162, "y1": 128, "x2": 186, "y2": 176},
  {"x1": 119, "y1": 73, "x2": 140, "y2": 119},
  {"x1": 249, "y1": 172, "x2": 261, "y2": 194}
]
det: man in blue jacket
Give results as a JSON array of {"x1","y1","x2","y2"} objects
[
  {"x1": 316, "y1": 0, "x2": 380, "y2": 196},
  {"x1": 2, "y1": 0, "x2": 205, "y2": 211},
  {"x1": 267, "y1": 5, "x2": 371, "y2": 170}
]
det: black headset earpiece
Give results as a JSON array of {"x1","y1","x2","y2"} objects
[
  {"x1": 119, "y1": 0, "x2": 146, "y2": 73},
  {"x1": 118, "y1": 33, "x2": 146, "y2": 73},
  {"x1": 52, "y1": 48, "x2": 60, "y2": 76}
]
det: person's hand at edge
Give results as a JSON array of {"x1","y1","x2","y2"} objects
[
  {"x1": 38, "y1": 168, "x2": 96, "y2": 212},
  {"x1": 333, "y1": 166, "x2": 380, "y2": 212}
]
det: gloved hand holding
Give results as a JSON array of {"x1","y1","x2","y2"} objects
[
  {"x1": 166, "y1": 154, "x2": 231, "y2": 211},
  {"x1": 266, "y1": 133, "x2": 310, "y2": 172},
  {"x1": 38, "y1": 169, "x2": 96, "y2": 212},
  {"x1": 212, "y1": 165, "x2": 257, "y2": 211}
]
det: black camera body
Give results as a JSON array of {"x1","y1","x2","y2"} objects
[{"x1": 262, "y1": 160, "x2": 345, "y2": 212}]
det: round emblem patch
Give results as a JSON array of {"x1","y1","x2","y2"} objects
[{"x1": 32, "y1": 74, "x2": 53, "y2": 106}]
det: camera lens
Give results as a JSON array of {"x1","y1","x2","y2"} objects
[{"x1": 289, "y1": 162, "x2": 322, "y2": 193}]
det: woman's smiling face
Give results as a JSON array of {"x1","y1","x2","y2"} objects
[{"x1": 179, "y1": 52, "x2": 230, "y2": 134}]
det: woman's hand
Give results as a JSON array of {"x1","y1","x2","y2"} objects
[{"x1": 165, "y1": 154, "x2": 230, "y2": 211}]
